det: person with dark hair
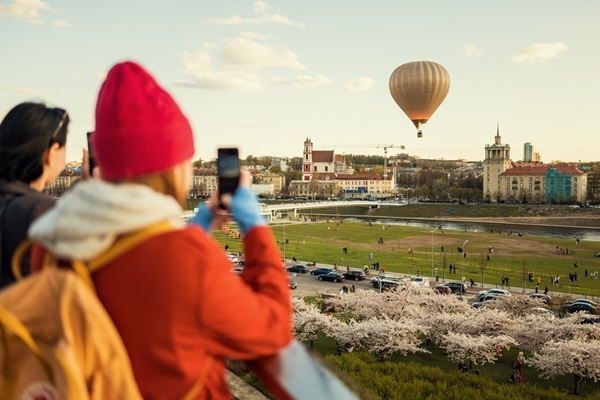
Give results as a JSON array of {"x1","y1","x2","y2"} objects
[{"x1": 0, "y1": 102, "x2": 69, "y2": 287}]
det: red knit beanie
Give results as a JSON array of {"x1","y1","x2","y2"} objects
[{"x1": 94, "y1": 61, "x2": 195, "y2": 181}]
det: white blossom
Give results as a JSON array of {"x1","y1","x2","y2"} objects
[
  {"x1": 527, "y1": 339, "x2": 600, "y2": 382},
  {"x1": 438, "y1": 331, "x2": 517, "y2": 366}
]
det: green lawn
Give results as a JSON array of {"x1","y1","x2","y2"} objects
[{"x1": 214, "y1": 218, "x2": 600, "y2": 298}]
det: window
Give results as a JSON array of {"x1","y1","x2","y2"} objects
[{"x1": 325, "y1": 166, "x2": 328, "y2": 172}]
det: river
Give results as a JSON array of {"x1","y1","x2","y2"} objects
[{"x1": 342, "y1": 217, "x2": 600, "y2": 242}]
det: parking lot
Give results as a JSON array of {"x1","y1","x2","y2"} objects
[{"x1": 283, "y1": 260, "x2": 478, "y2": 299}]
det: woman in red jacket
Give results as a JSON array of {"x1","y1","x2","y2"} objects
[{"x1": 29, "y1": 61, "x2": 292, "y2": 399}]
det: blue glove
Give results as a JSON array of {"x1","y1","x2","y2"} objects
[
  {"x1": 231, "y1": 187, "x2": 266, "y2": 234},
  {"x1": 189, "y1": 204, "x2": 212, "y2": 232}
]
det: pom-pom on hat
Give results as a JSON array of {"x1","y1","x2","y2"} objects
[{"x1": 94, "y1": 61, "x2": 195, "y2": 181}]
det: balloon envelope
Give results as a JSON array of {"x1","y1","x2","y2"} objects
[{"x1": 389, "y1": 61, "x2": 450, "y2": 130}]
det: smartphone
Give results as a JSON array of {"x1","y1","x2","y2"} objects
[
  {"x1": 87, "y1": 131, "x2": 96, "y2": 176},
  {"x1": 217, "y1": 148, "x2": 240, "y2": 208}
]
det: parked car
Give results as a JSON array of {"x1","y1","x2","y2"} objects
[
  {"x1": 478, "y1": 294, "x2": 499, "y2": 302},
  {"x1": 445, "y1": 282, "x2": 467, "y2": 294},
  {"x1": 529, "y1": 293, "x2": 551, "y2": 303},
  {"x1": 232, "y1": 266, "x2": 244, "y2": 275},
  {"x1": 310, "y1": 267, "x2": 334, "y2": 276},
  {"x1": 408, "y1": 276, "x2": 430, "y2": 287},
  {"x1": 317, "y1": 272, "x2": 345, "y2": 283},
  {"x1": 226, "y1": 253, "x2": 239, "y2": 264},
  {"x1": 378, "y1": 279, "x2": 401, "y2": 291},
  {"x1": 478, "y1": 289, "x2": 510, "y2": 300},
  {"x1": 288, "y1": 279, "x2": 298, "y2": 289},
  {"x1": 567, "y1": 302, "x2": 597, "y2": 314},
  {"x1": 569, "y1": 299, "x2": 597, "y2": 307},
  {"x1": 471, "y1": 301, "x2": 490, "y2": 308},
  {"x1": 433, "y1": 285, "x2": 452, "y2": 295},
  {"x1": 343, "y1": 270, "x2": 366, "y2": 281},
  {"x1": 371, "y1": 275, "x2": 399, "y2": 287},
  {"x1": 287, "y1": 264, "x2": 309, "y2": 274},
  {"x1": 531, "y1": 307, "x2": 554, "y2": 319}
]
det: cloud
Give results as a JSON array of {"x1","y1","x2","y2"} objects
[
  {"x1": 280, "y1": 75, "x2": 331, "y2": 89},
  {"x1": 220, "y1": 32, "x2": 304, "y2": 70},
  {"x1": 51, "y1": 19, "x2": 69, "y2": 27},
  {"x1": 0, "y1": 0, "x2": 68, "y2": 25},
  {"x1": 209, "y1": 1, "x2": 304, "y2": 28},
  {"x1": 512, "y1": 42, "x2": 569, "y2": 64},
  {"x1": 174, "y1": 50, "x2": 265, "y2": 92},
  {"x1": 1, "y1": 84, "x2": 45, "y2": 97},
  {"x1": 345, "y1": 77, "x2": 376, "y2": 92},
  {"x1": 463, "y1": 43, "x2": 485, "y2": 57},
  {"x1": 177, "y1": 32, "x2": 318, "y2": 92}
]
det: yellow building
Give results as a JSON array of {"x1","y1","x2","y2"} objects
[{"x1": 261, "y1": 173, "x2": 285, "y2": 193}]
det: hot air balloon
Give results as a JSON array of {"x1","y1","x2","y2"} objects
[{"x1": 389, "y1": 61, "x2": 450, "y2": 138}]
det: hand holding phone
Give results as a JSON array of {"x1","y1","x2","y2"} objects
[
  {"x1": 217, "y1": 148, "x2": 240, "y2": 209},
  {"x1": 87, "y1": 131, "x2": 97, "y2": 177}
]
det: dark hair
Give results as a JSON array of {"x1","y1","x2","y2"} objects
[{"x1": 0, "y1": 102, "x2": 69, "y2": 183}]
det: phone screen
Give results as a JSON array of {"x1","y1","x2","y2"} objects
[
  {"x1": 217, "y1": 148, "x2": 240, "y2": 200},
  {"x1": 87, "y1": 131, "x2": 96, "y2": 176}
]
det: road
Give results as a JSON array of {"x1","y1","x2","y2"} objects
[{"x1": 283, "y1": 259, "x2": 481, "y2": 300}]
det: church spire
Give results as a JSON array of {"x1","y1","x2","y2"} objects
[{"x1": 495, "y1": 122, "x2": 501, "y2": 145}]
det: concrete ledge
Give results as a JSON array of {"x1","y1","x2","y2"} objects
[{"x1": 226, "y1": 370, "x2": 268, "y2": 400}]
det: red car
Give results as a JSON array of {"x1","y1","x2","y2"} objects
[{"x1": 433, "y1": 285, "x2": 452, "y2": 295}]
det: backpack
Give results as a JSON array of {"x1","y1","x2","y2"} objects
[{"x1": 0, "y1": 221, "x2": 208, "y2": 400}]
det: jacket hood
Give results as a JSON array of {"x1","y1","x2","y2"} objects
[{"x1": 29, "y1": 180, "x2": 184, "y2": 260}]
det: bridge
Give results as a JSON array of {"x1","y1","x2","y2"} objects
[{"x1": 181, "y1": 200, "x2": 406, "y2": 222}]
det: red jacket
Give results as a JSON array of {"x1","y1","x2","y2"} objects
[{"x1": 33, "y1": 225, "x2": 292, "y2": 399}]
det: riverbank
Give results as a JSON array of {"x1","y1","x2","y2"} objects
[
  {"x1": 299, "y1": 203, "x2": 600, "y2": 229},
  {"x1": 433, "y1": 216, "x2": 600, "y2": 229}
]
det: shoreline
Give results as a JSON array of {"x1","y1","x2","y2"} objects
[
  {"x1": 305, "y1": 213, "x2": 600, "y2": 230},
  {"x1": 422, "y1": 216, "x2": 600, "y2": 230}
]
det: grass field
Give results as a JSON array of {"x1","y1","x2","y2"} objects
[{"x1": 213, "y1": 215, "x2": 600, "y2": 298}]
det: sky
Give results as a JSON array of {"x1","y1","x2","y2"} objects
[{"x1": 1, "y1": 0, "x2": 599, "y2": 164}]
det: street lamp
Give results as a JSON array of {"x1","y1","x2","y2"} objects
[
  {"x1": 430, "y1": 229, "x2": 436, "y2": 280},
  {"x1": 460, "y1": 240, "x2": 468, "y2": 298}
]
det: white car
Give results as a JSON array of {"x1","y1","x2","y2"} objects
[
  {"x1": 371, "y1": 274, "x2": 400, "y2": 286},
  {"x1": 478, "y1": 288, "x2": 510, "y2": 298},
  {"x1": 477, "y1": 289, "x2": 510, "y2": 301},
  {"x1": 531, "y1": 307, "x2": 554, "y2": 319},
  {"x1": 226, "y1": 253, "x2": 239, "y2": 264},
  {"x1": 408, "y1": 276, "x2": 430, "y2": 287}
]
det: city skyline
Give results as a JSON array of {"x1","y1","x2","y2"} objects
[{"x1": 1, "y1": 1, "x2": 599, "y2": 163}]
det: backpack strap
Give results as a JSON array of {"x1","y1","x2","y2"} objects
[
  {"x1": 73, "y1": 220, "x2": 178, "y2": 292},
  {"x1": 0, "y1": 305, "x2": 54, "y2": 383},
  {"x1": 87, "y1": 220, "x2": 177, "y2": 273},
  {"x1": 11, "y1": 239, "x2": 33, "y2": 282},
  {"x1": 11, "y1": 220, "x2": 177, "y2": 289}
]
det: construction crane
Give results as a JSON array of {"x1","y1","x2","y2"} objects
[{"x1": 322, "y1": 144, "x2": 405, "y2": 180}]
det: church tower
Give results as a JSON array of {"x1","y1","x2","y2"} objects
[
  {"x1": 483, "y1": 124, "x2": 512, "y2": 202},
  {"x1": 302, "y1": 137, "x2": 313, "y2": 181}
]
